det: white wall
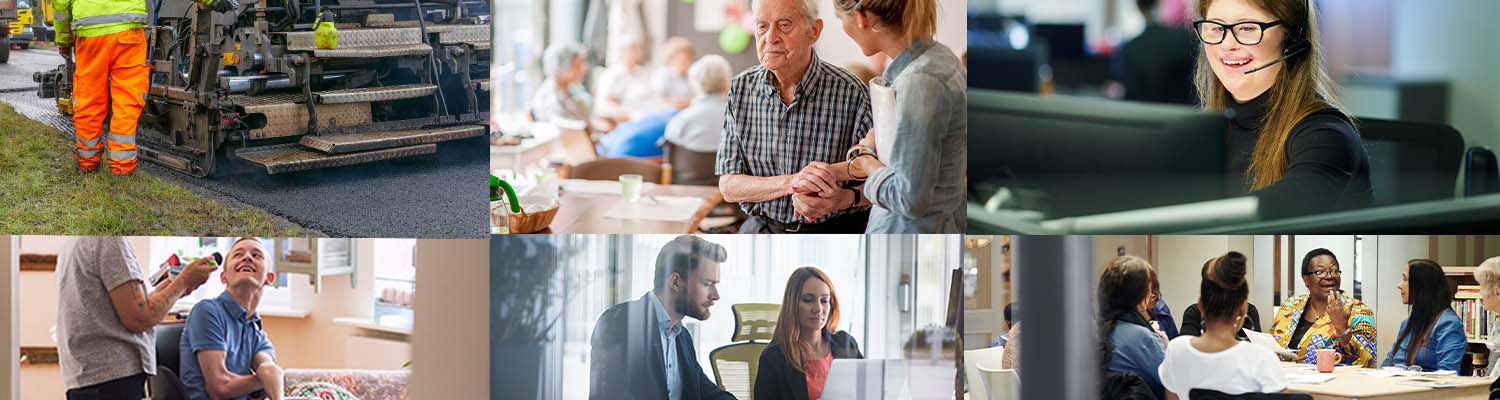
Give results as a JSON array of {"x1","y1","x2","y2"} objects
[
  {"x1": 409, "y1": 240, "x2": 489, "y2": 400},
  {"x1": 1369, "y1": 235, "x2": 1427, "y2": 367},
  {"x1": 810, "y1": 0, "x2": 970, "y2": 68},
  {"x1": 1389, "y1": 0, "x2": 1500, "y2": 149},
  {"x1": 1152, "y1": 236, "x2": 1255, "y2": 327}
]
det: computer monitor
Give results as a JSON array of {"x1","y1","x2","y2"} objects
[
  {"x1": 968, "y1": 90, "x2": 1231, "y2": 218},
  {"x1": 1032, "y1": 23, "x2": 1088, "y2": 60},
  {"x1": 967, "y1": 46, "x2": 1045, "y2": 93}
]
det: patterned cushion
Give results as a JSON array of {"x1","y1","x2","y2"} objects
[
  {"x1": 287, "y1": 382, "x2": 360, "y2": 400},
  {"x1": 284, "y1": 368, "x2": 409, "y2": 400}
]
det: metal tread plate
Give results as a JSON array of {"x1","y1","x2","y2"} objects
[
  {"x1": 316, "y1": 84, "x2": 437, "y2": 104},
  {"x1": 235, "y1": 143, "x2": 437, "y2": 174},
  {"x1": 299, "y1": 124, "x2": 485, "y2": 153},
  {"x1": 285, "y1": 27, "x2": 423, "y2": 50},
  {"x1": 313, "y1": 44, "x2": 433, "y2": 58},
  {"x1": 236, "y1": 100, "x2": 373, "y2": 139}
]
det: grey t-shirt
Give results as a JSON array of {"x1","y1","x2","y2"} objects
[{"x1": 56, "y1": 237, "x2": 156, "y2": 389}]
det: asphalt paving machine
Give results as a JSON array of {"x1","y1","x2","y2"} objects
[{"x1": 32, "y1": 0, "x2": 490, "y2": 176}]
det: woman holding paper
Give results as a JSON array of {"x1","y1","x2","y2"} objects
[
  {"x1": 1268, "y1": 248, "x2": 1378, "y2": 367},
  {"x1": 817, "y1": 0, "x2": 966, "y2": 233},
  {"x1": 1382, "y1": 259, "x2": 1466, "y2": 372},
  {"x1": 1158, "y1": 252, "x2": 1287, "y2": 399}
]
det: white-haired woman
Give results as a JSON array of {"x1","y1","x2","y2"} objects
[
  {"x1": 528, "y1": 41, "x2": 593, "y2": 125},
  {"x1": 663, "y1": 55, "x2": 733, "y2": 154},
  {"x1": 1472, "y1": 256, "x2": 1500, "y2": 398}
]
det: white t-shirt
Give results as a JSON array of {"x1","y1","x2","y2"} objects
[{"x1": 1158, "y1": 335, "x2": 1288, "y2": 400}]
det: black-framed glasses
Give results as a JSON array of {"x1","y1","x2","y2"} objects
[
  {"x1": 1304, "y1": 268, "x2": 1342, "y2": 278},
  {"x1": 1192, "y1": 20, "x2": 1286, "y2": 46}
]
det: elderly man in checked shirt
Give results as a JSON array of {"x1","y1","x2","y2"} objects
[{"x1": 716, "y1": 0, "x2": 875, "y2": 233}]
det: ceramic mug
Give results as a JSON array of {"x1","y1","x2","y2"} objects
[{"x1": 1316, "y1": 348, "x2": 1342, "y2": 373}]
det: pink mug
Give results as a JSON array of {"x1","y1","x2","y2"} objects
[{"x1": 1315, "y1": 349, "x2": 1342, "y2": 373}]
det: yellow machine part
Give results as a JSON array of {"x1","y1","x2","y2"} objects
[
  {"x1": 10, "y1": 7, "x2": 29, "y2": 35},
  {"x1": 56, "y1": 97, "x2": 72, "y2": 115},
  {"x1": 34, "y1": 0, "x2": 53, "y2": 26}
]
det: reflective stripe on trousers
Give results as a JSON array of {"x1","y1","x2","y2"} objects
[{"x1": 72, "y1": 28, "x2": 147, "y2": 175}]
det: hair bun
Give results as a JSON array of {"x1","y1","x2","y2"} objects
[{"x1": 1211, "y1": 251, "x2": 1248, "y2": 289}]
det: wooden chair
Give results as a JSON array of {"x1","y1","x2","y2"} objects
[
  {"x1": 661, "y1": 140, "x2": 720, "y2": 187},
  {"x1": 570, "y1": 157, "x2": 669, "y2": 184}
]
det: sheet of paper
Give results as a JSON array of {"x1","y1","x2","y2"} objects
[
  {"x1": 604, "y1": 196, "x2": 705, "y2": 222},
  {"x1": 868, "y1": 79, "x2": 898, "y2": 162},
  {"x1": 561, "y1": 179, "x2": 656, "y2": 195},
  {"x1": 1243, "y1": 328, "x2": 1296, "y2": 356},
  {"x1": 1286, "y1": 374, "x2": 1336, "y2": 385}
]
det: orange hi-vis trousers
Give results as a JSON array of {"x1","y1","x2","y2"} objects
[{"x1": 73, "y1": 28, "x2": 149, "y2": 175}]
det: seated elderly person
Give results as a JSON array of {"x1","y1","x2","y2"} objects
[
  {"x1": 654, "y1": 37, "x2": 698, "y2": 110},
  {"x1": 180, "y1": 238, "x2": 285, "y2": 400},
  {"x1": 663, "y1": 55, "x2": 732, "y2": 154},
  {"x1": 716, "y1": 0, "x2": 874, "y2": 233},
  {"x1": 597, "y1": 38, "x2": 662, "y2": 122},
  {"x1": 528, "y1": 41, "x2": 595, "y2": 126}
]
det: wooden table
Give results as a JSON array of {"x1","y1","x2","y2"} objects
[
  {"x1": 543, "y1": 181, "x2": 724, "y2": 233},
  {"x1": 1281, "y1": 363, "x2": 1490, "y2": 399}
]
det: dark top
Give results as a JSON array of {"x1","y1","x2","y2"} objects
[
  {"x1": 1179, "y1": 303, "x2": 1262, "y2": 340},
  {"x1": 590, "y1": 293, "x2": 736, "y2": 400},
  {"x1": 1225, "y1": 92, "x2": 1373, "y2": 218},
  {"x1": 1288, "y1": 316, "x2": 1315, "y2": 350},
  {"x1": 1120, "y1": 23, "x2": 1199, "y2": 105},
  {"x1": 754, "y1": 331, "x2": 864, "y2": 400},
  {"x1": 1152, "y1": 298, "x2": 1180, "y2": 339}
]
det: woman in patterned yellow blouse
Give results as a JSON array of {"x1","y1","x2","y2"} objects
[{"x1": 1269, "y1": 248, "x2": 1378, "y2": 367}]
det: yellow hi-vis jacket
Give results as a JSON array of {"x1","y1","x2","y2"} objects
[{"x1": 55, "y1": 0, "x2": 214, "y2": 47}]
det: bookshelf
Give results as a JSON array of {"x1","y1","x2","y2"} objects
[{"x1": 1446, "y1": 266, "x2": 1494, "y2": 375}]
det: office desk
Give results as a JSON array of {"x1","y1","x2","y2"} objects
[
  {"x1": 969, "y1": 193, "x2": 1500, "y2": 234},
  {"x1": 1280, "y1": 363, "x2": 1490, "y2": 400},
  {"x1": 822, "y1": 359, "x2": 957, "y2": 400}
]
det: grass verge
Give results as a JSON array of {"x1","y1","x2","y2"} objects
[{"x1": 0, "y1": 102, "x2": 301, "y2": 236}]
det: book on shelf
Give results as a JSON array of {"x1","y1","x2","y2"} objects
[{"x1": 1452, "y1": 289, "x2": 1495, "y2": 341}]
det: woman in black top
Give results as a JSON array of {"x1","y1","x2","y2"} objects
[
  {"x1": 1191, "y1": 0, "x2": 1372, "y2": 217},
  {"x1": 756, "y1": 267, "x2": 864, "y2": 400}
]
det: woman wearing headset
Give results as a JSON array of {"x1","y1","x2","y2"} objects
[{"x1": 1193, "y1": 0, "x2": 1371, "y2": 217}]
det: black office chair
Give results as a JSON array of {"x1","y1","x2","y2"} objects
[
  {"x1": 1189, "y1": 389, "x2": 1313, "y2": 400},
  {"x1": 1357, "y1": 118, "x2": 1464, "y2": 206},
  {"x1": 151, "y1": 323, "x2": 190, "y2": 400},
  {"x1": 1465, "y1": 146, "x2": 1499, "y2": 197}
]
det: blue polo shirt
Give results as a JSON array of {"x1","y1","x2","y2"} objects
[{"x1": 179, "y1": 291, "x2": 276, "y2": 400}]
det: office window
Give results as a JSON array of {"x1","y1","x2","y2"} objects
[{"x1": 373, "y1": 239, "x2": 417, "y2": 329}]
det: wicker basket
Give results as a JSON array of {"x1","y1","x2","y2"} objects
[{"x1": 508, "y1": 204, "x2": 560, "y2": 233}]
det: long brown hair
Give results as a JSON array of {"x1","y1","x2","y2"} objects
[
  {"x1": 831, "y1": 0, "x2": 938, "y2": 44},
  {"x1": 772, "y1": 266, "x2": 841, "y2": 373},
  {"x1": 1193, "y1": 0, "x2": 1352, "y2": 190},
  {"x1": 1097, "y1": 255, "x2": 1157, "y2": 366}
]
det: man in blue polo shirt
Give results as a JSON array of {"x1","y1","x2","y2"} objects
[{"x1": 180, "y1": 237, "x2": 285, "y2": 400}]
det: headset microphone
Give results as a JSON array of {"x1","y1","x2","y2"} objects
[{"x1": 1244, "y1": 38, "x2": 1309, "y2": 75}]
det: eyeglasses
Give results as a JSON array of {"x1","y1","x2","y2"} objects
[
  {"x1": 1304, "y1": 269, "x2": 1342, "y2": 278},
  {"x1": 1192, "y1": 20, "x2": 1286, "y2": 46}
]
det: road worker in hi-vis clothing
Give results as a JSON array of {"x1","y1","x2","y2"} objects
[{"x1": 54, "y1": 0, "x2": 236, "y2": 175}]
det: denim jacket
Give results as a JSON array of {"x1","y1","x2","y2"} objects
[{"x1": 863, "y1": 40, "x2": 967, "y2": 233}]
